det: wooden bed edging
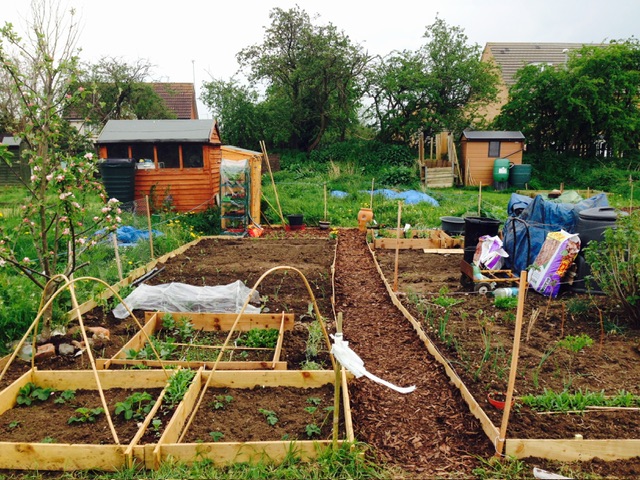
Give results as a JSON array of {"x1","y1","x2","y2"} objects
[{"x1": 368, "y1": 241, "x2": 640, "y2": 462}]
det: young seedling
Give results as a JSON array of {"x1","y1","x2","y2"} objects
[
  {"x1": 53, "y1": 389, "x2": 76, "y2": 405},
  {"x1": 165, "y1": 369, "x2": 195, "y2": 407},
  {"x1": 115, "y1": 392, "x2": 154, "y2": 421},
  {"x1": 16, "y1": 383, "x2": 53, "y2": 406},
  {"x1": 258, "y1": 408, "x2": 279, "y2": 426},
  {"x1": 8, "y1": 421, "x2": 21, "y2": 429},
  {"x1": 209, "y1": 431, "x2": 224, "y2": 442},
  {"x1": 305, "y1": 423, "x2": 322, "y2": 438},
  {"x1": 68, "y1": 407, "x2": 105, "y2": 424},
  {"x1": 211, "y1": 394, "x2": 234, "y2": 411}
]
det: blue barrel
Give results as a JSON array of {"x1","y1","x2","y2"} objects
[{"x1": 509, "y1": 164, "x2": 532, "y2": 188}]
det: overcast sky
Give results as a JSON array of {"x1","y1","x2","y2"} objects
[{"x1": 6, "y1": 0, "x2": 639, "y2": 118}]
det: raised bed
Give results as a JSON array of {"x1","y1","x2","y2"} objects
[
  {"x1": 373, "y1": 228, "x2": 463, "y2": 251},
  {"x1": 99, "y1": 311, "x2": 294, "y2": 370},
  {"x1": 0, "y1": 369, "x2": 184, "y2": 471},
  {"x1": 368, "y1": 242, "x2": 640, "y2": 462},
  {"x1": 146, "y1": 369, "x2": 353, "y2": 469}
]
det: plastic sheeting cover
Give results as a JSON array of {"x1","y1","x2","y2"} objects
[
  {"x1": 112, "y1": 280, "x2": 261, "y2": 319},
  {"x1": 330, "y1": 189, "x2": 439, "y2": 206},
  {"x1": 503, "y1": 192, "x2": 609, "y2": 274}
]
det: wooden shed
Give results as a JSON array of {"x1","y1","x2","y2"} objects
[
  {"x1": 96, "y1": 120, "x2": 261, "y2": 218},
  {"x1": 460, "y1": 131, "x2": 525, "y2": 186},
  {"x1": 0, "y1": 135, "x2": 29, "y2": 186}
]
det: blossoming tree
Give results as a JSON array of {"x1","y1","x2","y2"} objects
[{"x1": 0, "y1": 1, "x2": 121, "y2": 338}]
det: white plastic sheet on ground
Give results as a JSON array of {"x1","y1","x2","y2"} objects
[
  {"x1": 331, "y1": 333, "x2": 416, "y2": 394},
  {"x1": 112, "y1": 280, "x2": 261, "y2": 319}
]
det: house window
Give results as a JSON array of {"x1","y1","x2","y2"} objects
[
  {"x1": 157, "y1": 143, "x2": 180, "y2": 168},
  {"x1": 182, "y1": 143, "x2": 204, "y2": 168},
  {"x1": 131, "y1": 143, "x2": 155, "y2": 163},
  {"x1": 488, "y1": 141, "x2": 501, "y2": 158}
]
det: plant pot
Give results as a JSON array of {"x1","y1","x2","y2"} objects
[
  {"x1": 487, "y1": 392, "x2": 514, "y2": 410},
  {"x1": 287, "y1": 214, "x2": 304, "y2": 230},
  {"x1": 319, "y1": 220, "x2": 331, "y2": 230},
  {"x1": 439, "y1": 216, "x2": 465, "y2": 236}
]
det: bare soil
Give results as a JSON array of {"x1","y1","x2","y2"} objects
[{"x1": 1, "y1": 227, "x2": 640, "y2": 477}]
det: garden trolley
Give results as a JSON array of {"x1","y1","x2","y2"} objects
[{"x1": 459, "y1": 259, "x2": 519, "y2": 294}]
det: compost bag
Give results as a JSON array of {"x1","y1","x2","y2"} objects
[{"x1": 503, "y1": 193, "x2": 608, "y2": 274}]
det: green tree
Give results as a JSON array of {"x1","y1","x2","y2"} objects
[
  {"x1": 494, "y1": 40, "x2": 640, "y2": 158},
  {"x1": 236, "y1": 6, "x2": 368, "y2": 151},
  {"x1": 74, "y1": 57, "x2": 176, "y2": 130},
  {"x1": 365, "y1": 17, "x2": 499, "y2": 142},
  {"x1": 200, "y1": 77, "x2": 263, "y2": 148},
  {"x1": 0, "y1": 0, "x2": 121, "y2": 337}
]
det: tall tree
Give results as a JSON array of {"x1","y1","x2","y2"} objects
[
  {"x1": 236, "y1": 6, "x2": 368, "y2": 151},
  {"x1": 0, "y1": 0, "x2": 120, "y2": 337},
  {"x1": 494, "y1": 40, "x2": 640, "y2": 158},
  {"x1": 75, "y1": 57, "x2": 176, "y2": 129},
  {"x1": 365, "y1": 17, "x2": 499, "y2": 142}
]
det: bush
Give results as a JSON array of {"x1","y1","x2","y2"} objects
[
  {"x1": 584, "y1": 211, "x2": 640, "y2": 327},
  {"x1": 377, "y1": 166, "x2": 418, "y2": 187}
]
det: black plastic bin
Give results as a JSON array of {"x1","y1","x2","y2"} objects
[
  {"x1": 463, "y1": 216, "x2": 502, "y2": 263},
  {"x1": 99, "y1": 158, "x2": 136, "y2": 204}
]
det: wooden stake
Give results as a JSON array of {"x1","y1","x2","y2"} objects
[
  {"x1": 496, "y1": 270, "x2": 527, "y2": 456},
  {"x1": 112, "y1": 230, "x2": 123, "y2": 281},
  {"x1": 393, "y1": 201, "x2": 402, "y2": 292},
  {"x1": 260, "y1": 140, "x2": 286, "y2": 226},
  {"x1": 332, "y1": 312, "x2": 343, "y2": 448},
  {"x1": 324, "y1": 182, "x2": 328, "y2": 221},
  {"x1": 478, "y1": 182, "x2": 482, "y2": 216},
  {"x1": 145, "y1": 195, "x2": 154, "y2": 260},
  {"x1": 370, "y1": 178, "x2": 375, "y2": 209}
]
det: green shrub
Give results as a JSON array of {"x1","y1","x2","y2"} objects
[
  {"x1": 378, "y1": 165, "x2": 418, "y2": 187},
  {"x1": 584, "y1": 211, "x2": 640, "y2": 327}
]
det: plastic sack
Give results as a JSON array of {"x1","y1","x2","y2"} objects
[
  {"x1": 112, "y1": 280, "x2": 261, "y2": 319},
  {"x1": 473, "y1": 235, "x2": 509, "y2": 270},
  {"x1": 528, "y1": 230, "x2": 581, "y2": 298}
]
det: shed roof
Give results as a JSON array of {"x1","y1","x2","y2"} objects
[
  {"x1": 483, "y1": 42, "x2": 596, "y2": 86},
  {"x1": 97, "y1": 119, "x2": 219, "y2": 144},
  {"x1": 0, "y1": 135, "x2": 21, "y2": 147},
  {"x1": 461, "y1": 130, "x2": 525, "y2": 141}
]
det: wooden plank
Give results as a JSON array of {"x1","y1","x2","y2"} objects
[
  {"x1": 505, "y1": 439, "x2": 640, "y2": 462},
  {"x1": 375, "y1": 238, "x2": 442, "y2": 250},
  {"x1": 155, "y1": 440, "x2": 341, "y2": 466},
  {"x1": 32, "y1": 369, "x2": 171, "y2": 390},
  {"x1": 145, "y1": 311, "x2": 295, "y2": 331},
  {"x1": 0, "y1": 370, "x2": 33, "y2": 414},
  {"x1": 341, "y1": 368, "x2": 354, "y2": 441},
  {"x1": 0, "y1": 443, "x2": 126, "y2": 471},
  {"x1": 423, "y1": 249, "x2": 464, "y2": 254},
  {"x1": 105, "y1": 359, "x2": 288, "y2": 370},
  {"x1": 201, "y1": 369, "x2": 347, "y2": 389}
]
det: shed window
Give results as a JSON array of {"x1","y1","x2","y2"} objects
[
  {"x1": 182, "y1": 144, "x2": 204, "y2": 168},
  {"x1": 106, "y1": 144, "x2": 129, "y2": 159},
  {"x1": 157, "y1": 143, "x2": 180, "y2": 168},
  {"x1": 488, "y1": 141, "x2": 501, "y2": 158},
  {"x1": 130, "y1": 143, "x2": 154, "y2": 163}
]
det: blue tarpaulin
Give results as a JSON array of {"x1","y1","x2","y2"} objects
[
  {"x1": 503, "y1": 192, "x2": 609, "y2": 273},
  {"x1": 330, "y1": 189, "x2": 439, "y2": 206},
  {"x1": 98, "y1": 225, "x2": 163, "y2": 247}
]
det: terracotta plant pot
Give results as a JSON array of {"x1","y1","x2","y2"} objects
[{"x1": 487, "y1": 392, "x2": 514, "y2": 410}]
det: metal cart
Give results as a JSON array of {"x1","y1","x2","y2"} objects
[{"x1": 460, "y1": 259, "x2": 519, "y2": 295}]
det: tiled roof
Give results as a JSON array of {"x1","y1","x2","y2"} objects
[
  {"x1": 484, "y1": 42, "x2": 596, "y2": 86},
  {"x1": 149, "y1": 83, "x2": 199, "y2": 119}
]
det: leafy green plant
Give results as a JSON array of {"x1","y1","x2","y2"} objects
[
  {"x1": 494, "y1": 296, "x2": 518, "y2": 310},
  {"x1": 165, "y1": 369, "x2": 195, "y2": 407},
  {"x1": 68, "y1": 407, "x2": 105, "y2": 424},
  {"x1": 584, "y1": 211, "x2": 640, "y2": 326},
  {"x1": 258, "y1": 408, "x2": 279, "y2": 426},
  {"x1": 305, "y1": 423, "x2": 322, "y2": 438},
  {"x1": 115, "y1": 391, "x2": 155, "y2": 421},
  {"x1": 41, "y1": 437, "x2": 56, "y2": 444},
  {"x1": 16, "y1": 383, "x2": 53, "y2": 406},
  {"x1": 211, "y1": 394, "x2": 234, "y2": 410},
  {"x1": 558, "y1": 333, "x2": 593, "y2": 353},
  {"x1": 209, "y1": 431, "x2": 224, "y2": 442},
  {"x1": 433, "y1": 286, "x2": 464, "y2": 308},
  {"x1": 53, "y1": 389, "x2": 76, "y2": 405},
  {"x1": 8, "y1": 420, "x2": 21, "y2": 429},
  {"x1": 237, "y1": 328, "x2": 279, "y2": 349}
]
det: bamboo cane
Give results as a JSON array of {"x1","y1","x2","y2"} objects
[
  {"x1": 145, "y1": 195, "x2": 155, "y2": 260},
  {"x1": 112, "y1": 231, "x2": 123, "y2": 281},
  {"x1": 495, "y1": 270, "x2": 527, "y2": 456},
  {"x1": 478, "y1": 182, "x2": 482, "y2": 216},
  {"x1": 260, "y1": 140, "x2": 286, "y2": 226},
  {"x1": 332, "y1": 312, "x2": 343, "y2": 448},
  {"x1": 393, "y1": 201, "x2": 402, "y2": 292}
]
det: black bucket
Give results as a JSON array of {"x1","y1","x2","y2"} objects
[
  {"x1": 440, "y1": 216, "x2": 465, "y2": 236},
  {"x1": 464, "y1": 216, "x2": 501, "y2": 251},
  {"x1": 287, "y1": 214, "x2": 304, "y2": 230}
]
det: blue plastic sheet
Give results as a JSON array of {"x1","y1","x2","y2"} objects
[
  {"x1": 503, "y1": 193, "x2": 609, "y2": 273},
  {"x1": 330, "y1": 189, "x2": 439, "y2": 206},
  {"x1": 98, "y1": 225, "x2": 163, "y2": 247}
]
